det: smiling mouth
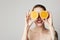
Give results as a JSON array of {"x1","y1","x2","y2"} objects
[
  {"x1": 36, "y1": 19, "x2": 43, "y2": 23},
  {"x1": 36, "y1": 15, "x2": 43, "y2": 23},
  {"x1": 37, "y1": 21, "x2": 42, "y2": 23}
]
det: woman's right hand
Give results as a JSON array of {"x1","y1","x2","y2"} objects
[
  {"x1": 22, "y1": 11, "x2": 31, "y2": 40},
  {"x1": 26, "y1": 11, "x2": 31, "y2": 26},
  {"x1": 25, "y1": 10, "x2": 33, "y2": 30}
]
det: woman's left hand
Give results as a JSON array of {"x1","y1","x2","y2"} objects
[{"x1": 43, "y1": 11, "x2": 53, "y2": 26}]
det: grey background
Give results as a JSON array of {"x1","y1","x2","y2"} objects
[{"x1": 0, "y1": 0, "x2": 60, "y2": 40}]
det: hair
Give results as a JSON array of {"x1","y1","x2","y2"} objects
[{"x1": 32, "y1": 4, "x2": 46, "y2": 11}]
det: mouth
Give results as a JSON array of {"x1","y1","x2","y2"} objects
[
  {"x1": 36, "y1": 19, "x2": 43, "y2": 23},
  {"x1": 37, "y1": 20, "x2": 42, "y2": 23}
]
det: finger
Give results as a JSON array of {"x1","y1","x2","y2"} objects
[
  {"x1": 47, "y1": 11, "x2": 52, "y2": 19},
  {"x1": 26, "y1": 11, "x2": 29, "y2": 17},
  {"x1": 47, "y1": 11, "x2": 53, "y2": 25},
  {"x1": 43, "y1": 19, "x2": 48, "y2": 23},
  {"x1": 28, "y1": 10, "x2": 32, "y2": 20},
  {"x1": 26, "y1": 12, "x2": 29, "y2": 19},
  {"x1": 28, "y1": 10, "x2": 30, "y2": 14},
  {"x1": 26, "y1": 13, "x2": 27, "y2": 18}
]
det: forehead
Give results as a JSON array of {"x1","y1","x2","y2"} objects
[
  {"x1": 34, "y1": 7, "x2": 44, "y2": 12},
  {"x1": 34, "y1": 7, "x2": 43, "y2": 10}
]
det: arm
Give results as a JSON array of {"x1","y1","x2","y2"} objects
[
  {"x1": 22, "y1": 11, "x2": 33, "y2": 40},
  {"x1": 21, "y1": 25, "x2": 29, "y2": 40},
  {"x1": 48, "y1": 25, "x2": 55, "y2": 40},
  {"x1": 48, "y1": 12, "x2": 55, "y2": 40},
  {"x1": 43, "y1": 11, "x2": 56, "y2": 40}
]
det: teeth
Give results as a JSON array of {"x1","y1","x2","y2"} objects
[{"x1": 37, "y1": 21, "x2": 41, "y2": 22}]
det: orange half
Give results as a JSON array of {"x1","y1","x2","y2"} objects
[
  {"x1": 40, "y1": 11, "x2": 48, "y2": 19},
  {"x1": 30, "y1": 11, "x2": 38, "y2": 20}
]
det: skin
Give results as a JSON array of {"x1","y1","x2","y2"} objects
[{"x1": 22, "y1": 7, "x2": 58, "y2": 40}]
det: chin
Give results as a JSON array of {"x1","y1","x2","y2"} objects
[
  {"x1": 34, "y1": 17, "x2": 44, "y2": 27},
  {"x1": 36, "y1": 23, "x2": 43, "y2": 27}
]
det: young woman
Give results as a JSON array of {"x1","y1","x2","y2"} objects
[{"x1": 22, "y1": 4, "x2": 58, "y2": 40}]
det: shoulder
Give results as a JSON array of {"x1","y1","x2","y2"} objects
[
  {"x1": 28, "y1": 29, "x2": 33, "y2": 36},
  {"x1": 28, "y1": 28, "x2": 37, "y2": 36},
  {"x1": 28, "y1": 29, "x2": 34, "y2": 39},
  {"x1": 43, "y1": 28, "x2": 50, "y2": 34}
]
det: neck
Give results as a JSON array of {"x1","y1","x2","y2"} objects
[{"x1": 34, "y1": 24, "x2": 45, "y2": 32}]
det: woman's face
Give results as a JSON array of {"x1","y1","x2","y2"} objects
[{"x1": 33, "y1": 7, "x2": 44, "y2": 27}]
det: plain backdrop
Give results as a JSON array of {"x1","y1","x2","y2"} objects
[{"x1": 0, "y1": 0, "x2": 60, "y2": 40}]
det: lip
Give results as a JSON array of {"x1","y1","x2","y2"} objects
[
  {"x1": 36, "y1": 20, "x2": 42, "y2": 23},
  {"x1": 36, "y1": 16, "x2": 43, "y2": 23}
]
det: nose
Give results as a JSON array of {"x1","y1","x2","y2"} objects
[{"x1": 37, "y1": 13, "x2": 41, "y2": 20}]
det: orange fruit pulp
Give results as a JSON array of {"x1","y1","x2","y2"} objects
[
  {"x1": 30, "y1": 11, "x2": 38, "y2": 20},
  {"x1": 40, "y1": 11, "x2": 48, "y2": 19}
]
